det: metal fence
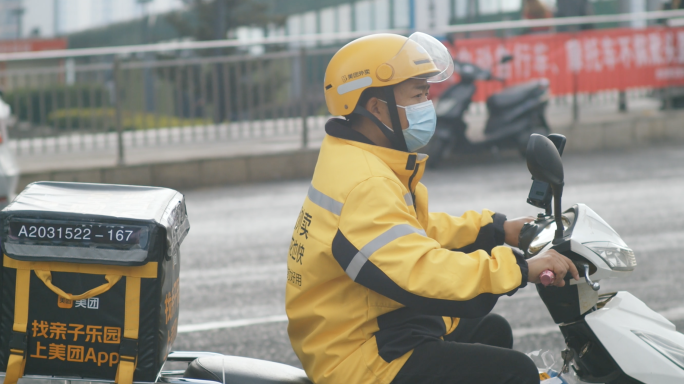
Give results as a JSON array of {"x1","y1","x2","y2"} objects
[
  {"x1": 0, "y1": 48, "x2": 659, "y2": 158},
  {"x1": 0, "y1": 47, "x2": 337, "y2": 162}
]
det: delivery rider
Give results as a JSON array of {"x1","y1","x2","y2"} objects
[{"x1": 285, "y1": 32, "x2": 579, "y2": 384}]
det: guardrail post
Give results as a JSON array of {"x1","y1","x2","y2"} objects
[
  {"x1": 618, "y1": 91, "x2": 627, "y2": 112},
  {"x1": 113, "y1": 57, "x2": 125, "y2": 166},
  {"x1": 664, "y1": 87, "x2": 673, "y2": 110},
  {"x1": 572, "y1": 71, "x2": 579, "y2": 123},
  {"x1": 299, "y1": 47, "x2": 308, "y2": 149}
]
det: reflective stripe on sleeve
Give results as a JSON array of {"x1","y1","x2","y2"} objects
[
  {"x1": 308, "y1": 184, "x2": 343, "y2": 216},
  {"x1": 403, "y1": 192, "x2": 413, "y2": 206},
  {"x1": 331, "y1": 228, "x2": 506, "y2": 317},
  {"x1": 346, "y1": 224, "x2": 427, "y2": 281}
]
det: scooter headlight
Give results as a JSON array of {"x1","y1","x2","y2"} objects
[
  {"x1": 633, "y1": 330, "x2": 684, "y2": 370},
  {"x1": 584, "y1": 241, "x2": 636, "y2": 271}
]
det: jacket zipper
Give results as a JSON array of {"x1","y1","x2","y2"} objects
[{"x1": 407, "y1": 163, "x2": 420, "y2": 212}]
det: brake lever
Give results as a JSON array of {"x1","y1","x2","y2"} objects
[{"x1": 579, "y1": 263, "x2": 600, "y2": 291}]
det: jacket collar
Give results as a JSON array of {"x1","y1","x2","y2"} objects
[{"x1": 325, "y1": 118, "x2": 427, "y2": 191}]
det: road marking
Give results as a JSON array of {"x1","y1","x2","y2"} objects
[
  {"x1": 177, "y1": 307, "x2": 684, "y2": 335},
  {"x1": 178, "y1": 315, "x2": 288, "y2": 333}
]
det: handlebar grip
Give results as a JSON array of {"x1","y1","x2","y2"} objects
[{"x1": 540, "y1": 270, "x2": 555, "y2": 287}]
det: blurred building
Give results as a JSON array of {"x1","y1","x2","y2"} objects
[
  {"x1": 3, "y1": 0, "x2": 662, "y2": 49},
  {"x1": 51, "y1": 0, "x2": 184, "y2": 36},
  {"x1": 0, "y1": 0, "x2": 24, "y2": 40},
  {"x1": 244, "y1": 0, "x2": 627, "y2": 49},
  {"x1": 1, "y1": 0, "x2": 184, "y2": 40}
]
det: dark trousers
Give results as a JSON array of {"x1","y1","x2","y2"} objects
[{"x1": 390, "y1": 314, "x2": 539, "y2": 384}]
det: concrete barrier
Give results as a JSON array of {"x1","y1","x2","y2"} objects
[
  {"x1": 560, "y1": 110, "x2": 684, "y2": 153},
  {"x1": 16, "y1": 110, "x2": 684, "y2": 191},
  {"x1": 16, "y1": 149, "x2": 320, "y2": 191}
]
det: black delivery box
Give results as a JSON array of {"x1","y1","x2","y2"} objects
[{"x1": 0, "y1": 182, "x2": 189, "y2": 383}]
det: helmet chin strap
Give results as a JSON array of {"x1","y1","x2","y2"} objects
[
  {"x1": 351, "y1": 86, "x2": 408, "y2": 152},
  {"x1": 351, "y1": 105, "x2": 401, "y2": 147},
  {"x1": 382, "y1": 86, "x2": 409, "y2": 152}
]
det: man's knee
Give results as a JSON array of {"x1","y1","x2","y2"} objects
[
  {"x1": 505, "y1": 349, "x2": 540, "y2": 384},
  {"x1": 481, "y1": 313, "x2": 513, "y2": 349}
]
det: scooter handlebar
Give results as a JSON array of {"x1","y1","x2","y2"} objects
[{"x1": 540, "y1": 269, "x2": 555, "y2": 287}]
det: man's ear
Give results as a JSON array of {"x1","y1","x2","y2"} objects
[{"x1": 366, "y1": 97, "x2": 386, "y2": 121}]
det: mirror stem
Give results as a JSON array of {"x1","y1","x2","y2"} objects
[
  {"x1": 545, "y1": 192, "x2": 553, "y2": 216},
  {"x1": 552, "y1": 184, "x2": 564, "y2": 243}
]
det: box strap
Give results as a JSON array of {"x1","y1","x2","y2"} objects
[
  {"x1": 5, "y1": 269, "x2": 31, "y2": 384},
  {"x1": 115, "y1": 276, "x2": 141, "y2": 384},
  {"x1": 34, "y1": 270, "x2": 122, "y2": 300}
]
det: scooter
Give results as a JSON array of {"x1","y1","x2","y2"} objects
[
  {"x1": 160, "y1": 135, "x2": 684, "y2": 384},
  {"x1": 143, "y1": 134, "x2": 683, "y2": 383},
  {"x1": 517, "y1": 134, "x2": 684, "y2": 384},
  {"x1": 423, "y1": 56, "x2": 550, "y2": 168}
]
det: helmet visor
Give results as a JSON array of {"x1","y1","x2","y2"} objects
[{"x1": 381, "y1": 32, "x2": 455, "y2": 84}]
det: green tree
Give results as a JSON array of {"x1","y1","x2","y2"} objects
[{"x1": 165, "y1": 0, "x2": 284, "y2": 43}]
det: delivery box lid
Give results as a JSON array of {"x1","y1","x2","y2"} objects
[{"x1": 0, "y1": 182, "x2": 190, "y2": 265}]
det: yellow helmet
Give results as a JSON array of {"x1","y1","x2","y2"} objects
[{"x1": 324, "y1": 32, "x2": 454, "y2": 116}]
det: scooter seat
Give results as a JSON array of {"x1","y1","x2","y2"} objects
[
  {"x1": 486, "y1": 79, "x2": 548, "y2": 112},
  {"x1": 184, "y1": 355, "x2": 313, "y2": 384}
]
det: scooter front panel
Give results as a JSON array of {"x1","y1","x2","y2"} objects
[{"x1": 585, "y1": 292, "x2": 684, "y2": 383}]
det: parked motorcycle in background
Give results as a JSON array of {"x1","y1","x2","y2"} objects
[
  {"x1": 423, "y1": 55, "x2": 550, "y2": 168},
  {"x1": 0, "y1": 89, "x2": 19, "y2": 209}
]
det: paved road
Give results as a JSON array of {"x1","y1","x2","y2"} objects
[{"x1": 170, "y1": 142, "x2": 684, "y2": 373}]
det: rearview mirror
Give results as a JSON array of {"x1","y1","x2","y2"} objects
[
  {"x1": 527, "y1": 134, "x2": 566, "y2": 242},
  {"x1": 526, "y1": 134, "x2": 564, "y2": 188}
]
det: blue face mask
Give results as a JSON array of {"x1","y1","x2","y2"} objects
[
  {"x1": 396, "y1": 100, "x2": 437, "y2": 152},
  {"x1": 380, "y1": 99, "x2": 437, "y2": 152}
]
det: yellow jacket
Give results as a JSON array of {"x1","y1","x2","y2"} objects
[{"x1": 286, "y1": 119, "x2": 528, "y2": 384}]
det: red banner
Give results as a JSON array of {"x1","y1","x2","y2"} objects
[
  {"x1": 433, "y1": 26, "x2": 684, "y2": 102},
  {"x1": 0, "y1": 38, "x2": 68, "y2": 54}
]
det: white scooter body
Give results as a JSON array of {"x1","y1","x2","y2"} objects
[
  {"x1": 533, "y1": 204, "x2": 684, "y2": 383},
  {"x1": 586, "y1": 292, "x2": 684, "y2": 384}
]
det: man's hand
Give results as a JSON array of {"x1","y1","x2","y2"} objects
[
  {"x1": 527, "y1": 250, "x2": 581, "y2": 287},
  {"x1": 503, "y1": 216, "x2": 535, "y2": 247}
]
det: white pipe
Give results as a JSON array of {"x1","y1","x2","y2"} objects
[
  {"x1": 437, "y1": 9, "x2": 684, "y2": 33},
  {"x1": 1, "y1": 9, "x2": 684, "y2": 62},
  {"x1": 668, "y1": 17, "x2": 684, "y2": 27}
]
